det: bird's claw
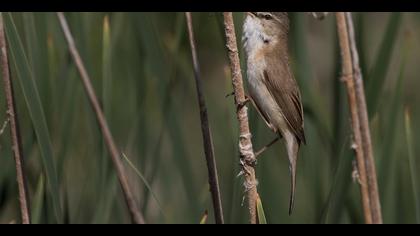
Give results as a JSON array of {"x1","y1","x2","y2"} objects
[{"x1": 237, "y1": 95, "x2": 250, "y2": 109}]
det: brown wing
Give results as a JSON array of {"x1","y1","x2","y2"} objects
[
  {"x1": 262, "y1": 56, "x2": 306, "y2": 145},
  {"x1": 248, "y1": 94, "x2": 278, "y2": 133}
]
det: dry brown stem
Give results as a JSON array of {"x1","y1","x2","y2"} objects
[{"x1": 223, "y1": 12, "x2": 258, "y2": 224}]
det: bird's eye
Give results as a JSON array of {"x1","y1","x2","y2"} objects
[{"x1": 263, "y1": 14, "x2": 273, "y2": 20}]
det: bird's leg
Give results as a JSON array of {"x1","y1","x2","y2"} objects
[
  {"x1": 228, "y1": 92, "x2": 281, "y2": 159},
  {"x1": 226, "y1": 91, "x2": 251, "y2": 109},
  {"x1": 237, "y1": 95, "x2": 251, "y2": 109},
  {"x1": 255, "y1": 136, "x2": 281, "y2": 159}
]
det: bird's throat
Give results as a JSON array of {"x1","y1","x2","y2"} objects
[{"x1": 243, "y1": 16, "x2": 270, "y2": 57}]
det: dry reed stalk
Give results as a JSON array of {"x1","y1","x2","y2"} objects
[
  {"x1": 185, "y1": 12, "x2": 224, "y2": 224},
  {"x1": 345, "y1": 12, "x2": 383, "y2": 224},
  {"x1": 57, "y1": 12, "x2": 145, "y2": 224},
  {"x1": 336, "y1": 12, "x2": 383, "y2": 224},
  {"x1": 223, "y1": 12, "x2": 258, "y2": 224},
  {"x1": 0, "y1": 13, "x2": 31, "y2": 224}
]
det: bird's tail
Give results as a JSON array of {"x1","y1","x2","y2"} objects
[
  {"x1": 286, "y1": 135, "x2": 299, "y2": 216},
  {"x1": 288, "y1": 162, "x2": 297, "y2": 215}
]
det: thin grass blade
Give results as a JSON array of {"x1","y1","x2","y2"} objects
[
  {"x1": 122, "y1": 153, "x2": 165, "y2": 216},
  {"x1": 404, "y1": 109, "x2": 420, "y2": 224},
  {"x1": 3, "y1": 12, "x2": 62, "y2": 222},
  {"x1": 31, "y1": 175, "x2": 45, "y2": 224},
  {"x1": 199, "y1": 210, "x2": 209, "y2": 224},
  {"x1": 367, "y1": 13, "x2": 402, "y2": 116},
  {"x1": 256, "y1": 194, "x2": 267, "y2": 224}
]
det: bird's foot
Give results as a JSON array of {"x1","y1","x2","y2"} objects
[
  {"x1": 237, "y1": 95, "x2": 250, "y2": 109},
  {"x1": 254, "y1": 136, "x2": 281, "y2": 159},
  {"x1": 226, "y1": 92, "x2": 251, "y2": 109}
]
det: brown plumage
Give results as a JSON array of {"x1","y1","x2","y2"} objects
[
  {"x1": 243, "y1": 12, "x2": 306, "y2": 215},
  {"x1": 262, "y1": 56, "x2": 306, "y2": 145}
]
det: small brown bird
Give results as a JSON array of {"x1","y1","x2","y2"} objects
[{"x1": 242, "y1": 12, "x2": 306, "y2": 215}]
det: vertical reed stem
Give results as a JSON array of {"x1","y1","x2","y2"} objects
[
  {"x1": 336, "y1": 12, "x2": 372, "y2": 224},
  {"x1": 345, "y1": 12, "x2": 383, "y2": 224},
  {"x1": 185, "y1": 12, "x2": 224, "y2": 224},
  {"x1": 223, "y1": 12, "x2": 258, "y2": 224},
  {"x1": 56, "y1": 12, "x2": 145, "y2": 224},
  {"x1": 336, "y1": 12, "x2": 383, "y2": 224},
  {"x1": 0, "y1": 12, "x2": 31, "y2": 224}
]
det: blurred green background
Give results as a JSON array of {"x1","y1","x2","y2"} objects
[{"x1": 0, "y1": 12, "x2": 419, "y2": 224}]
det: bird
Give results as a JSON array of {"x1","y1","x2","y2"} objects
[{"x1": 242, "y1": 12, "x2": 306, "y2": 215}]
